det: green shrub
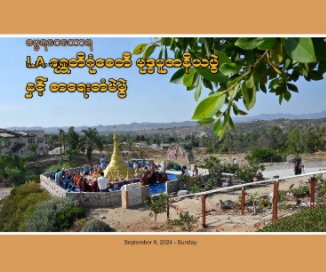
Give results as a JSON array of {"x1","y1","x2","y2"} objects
[
  {"x1": 203, "y1": 156, "x2": 264, "y2": 187},
  {"x1": 203, "y1": 157, "x2": 223, "y2": 187},
  {"x1": 205, "y1": 177, "x2": 219, "y2": 190},
  {"x1": 317, "y1": 175, "x2": 326, "y2": 195},
  {"x1": 0, "y1": 155, "x2": 27, "y2": 186},
  {"x1": 0, "y1": 182, "x2": 50, "y2": 232},
  {"x1": 235, "y1": 162, "x2": 264, "y2": 183},
  {"x1": 190, "y1": 184, "x2": 201, "y2": 193},
  {"x1": 173, "y1": 212, "x2": 197, "y2": 232},
  {"x1": 17, "y1": 192, "x2": 51, "y2": 231},
  {"x1": 45, "y1": 162, "x2": 77, "y2": 173},
  {"x1": 25, "y1": 198, "x2": 86, "y2": 232},
  {"x1": 25, "y1": 175, "x2": 41, "y2": 183},
  {"x1": 278, "y1": 190, "x2": 288, "y2": 202},
  {"x1": 246, "y1": 147, "x2": 285, "y2": 164},
  {"x1": 246, "y1": 192, "x2": 258, "y2": 205},
  {"x1": 81, "y1": 219, "x2": 114, "y2": 232},
  {"x1": 70, "y1": 218, "x2": 88, "y2": 232},
  {"x1": 11, "y1": 182, "x2": 43, "y2": 195},
  {"x1": 222, "y1": 163, "x2": 239, "y2": 174},
  {"x1": 280, "y1": 202, "x2": 292, "y2": 210},
  {"x1": 176, "y1": 174, "x2": 189, "y2": 190},
  {"x1": 145, "y1": 193, "x2": 169, "y2": 222},
  {"x1": 56, "y1": 206, "x2": 86, "y2": 230},
  {"x1": 292, "y1": 185, "x2": 310, "y2": 199},
  {"x1": 259, "y1": 205, "x2": 326, "y2": 232}
]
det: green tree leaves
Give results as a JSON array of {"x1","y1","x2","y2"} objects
[
  {"x1": 235, "y1": 38, "x2": 276, "y2": 50},
  {"x1": 183, "y1": 68, "x2": 195, "y2": 87},
  {"x1": 133, "y1": 43, "x2": 148, "y2": 55},
  {"x1": 284, "y1": 38, "x2": 317, "y2": 63},
  {"x1": 196, "y1": 68, "x2": 227, "y2": 83},
  {"x1": 192, "y1": 93, "x2": 226, "y2": 120},
  {"x1": 235, "y1": 38, "x2": 263, "y2": 50},
  {"x1": 143, "y1": 44, "x2": 156, "y2": 59},
  {"x1": 220, "y1": 63, "x2": 241, "y2": 76},
  {"x1": 194, "y1": 81, "x2": 202, "y2": 101},
  {"x1": 241, "y1": 84, "x2": 256, "y2": 110},
  {"x1": 133, "y1": 37, "x2": 326, "y2": 138},
  {"x1": 170, "y1": 68, "x2": 185, "y2": 84}
]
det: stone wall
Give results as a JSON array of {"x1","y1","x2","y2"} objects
[
  {"x1": 40, "y1": 173, "x2": 122, "y2": 208},
  {"x1": 40, "y1": 170, "x2": 209, "y2": 207},
  {"x1": 66, "y1": 191, "x2": 121, "y2": 208},
  {"x1": 166, "y1": 180, "x2": 178, "y2": 193},
  {"x1": 40, "y1": 174, "x2": 67, "y2": 198},
  {"x1": 121, "y1": 183, "x2": 148, "y2": 208},
  {"x1": 127, "y1": 183, "x2": 142, "y2": 206}
]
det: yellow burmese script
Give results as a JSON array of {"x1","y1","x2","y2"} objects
[
  {"x1": 25, "y1": 77, "x2": 128, "y2": 99},
  {"x1": 135, "y1": 52, "x2": 219, "y2": 74},
  {"x1": 26, "y1": 51, "x2": 133, "y2": 74},
  {"x1": 25, "y1": 52, "x2": 219, "y2": 75}
]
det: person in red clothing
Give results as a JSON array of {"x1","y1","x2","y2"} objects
[
  {"x1": 90, "y1": 179, "x2": 99, "y2": 192},
  {"x1": 77, "y1": 176, "x2": 83, "y2": 189},
  {"x1": 80, "y1": 178, "x2": 91, "y2": 192},
  {"x1": 161, "y1": 172, "x2": 168, "y2": 183}
]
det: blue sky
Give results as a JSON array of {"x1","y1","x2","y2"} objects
[{"x1": 0, "y1": 37, "x2": 325, "y2": 127}]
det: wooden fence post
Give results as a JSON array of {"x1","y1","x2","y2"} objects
[
  {"x1": 201, "y1": 194, "x2": 206, "y2": 228},
  {"x1": 272, "y1": 181, "x2": 279, "y2": 222},
  {"x1": 241, "y1": 187, "x2": 245, "y2": 215},
  {"x1": 310, "y1": 176, "x2": 316, "y2": 209},
  {"x1": 166, "y1": 200, "x2": 170, "y2": 221}
]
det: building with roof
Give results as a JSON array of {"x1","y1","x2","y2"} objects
[{"x1": 0, "y1": 129, "x2": 48, "y2": 157}]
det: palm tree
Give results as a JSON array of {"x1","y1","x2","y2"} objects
[
  {"x1": 58, "y1": 129, "x2": 66, "y2": 155},
  {"x1": 66, "y1": 127, "x2": 79, "y2": 151},
  {"x1": 79, "y1": 128, "x2": 102, "y2": 164}
]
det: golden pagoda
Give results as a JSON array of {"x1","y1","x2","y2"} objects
[{"x1": 104, "y1": 129, "x2": 134, "y2": 181}]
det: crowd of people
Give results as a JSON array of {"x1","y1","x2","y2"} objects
[
  {"x1": 139, "y1": 167, "x2": 168, "y2": 185},
  {"x1": 50, "y1": 158, "x2": 199, "y2": 193},
  {"x1": 138, "y1": 164, "x2": 198, "y2": 185},
  {"x1": 51, "y1": 164, "x2": 140, "y2": 193},
  {"x1": 52, "y1": 167, "x2": 98, "y2": 192}
]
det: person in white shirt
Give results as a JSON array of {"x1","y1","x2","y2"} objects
[{"x1": 97, "y1": 172, "x2": 109, "y2": 192}]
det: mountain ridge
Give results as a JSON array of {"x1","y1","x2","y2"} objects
[{"x1": 5, "y1": 110, "x2": 326, "y2": 134}]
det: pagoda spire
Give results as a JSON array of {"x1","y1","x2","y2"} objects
[{"x1": 103, "y1": 129, "x2": 134, "y2": 181}]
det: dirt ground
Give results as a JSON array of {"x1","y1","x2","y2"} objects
[
  {"x1": 88, "y1": 200, "x2": 298, "y2": 233},
  {"x1": 88, "y1": 150, "x2": 326, "y2": 232},
  {"x1": 86, "y1": 151, "x2": 326, "y2": 232},
  {"x1": 88, "y1": 169, "x2": 324, "y2": 232}
]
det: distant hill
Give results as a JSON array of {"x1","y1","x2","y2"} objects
[
  {"x1": 5, "y1": 110, "x2": 326, "y2": 135},
  {"x1": 236, "y1": 110, "x2": 326, "y2": 122},
  {"x1": 6, "y1": 121, "x2": 197, "y2": 134}
]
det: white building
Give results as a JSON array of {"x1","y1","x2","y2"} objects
[
  {"x1": 149, "y1": 144, "x2": 159, "y2": 149},
  {"x1": 135, "y1": 141, "x2": 148, "y2": 148},
  {"x1": 0, "y1": 129, "x2": 48, "y2": 157}
]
